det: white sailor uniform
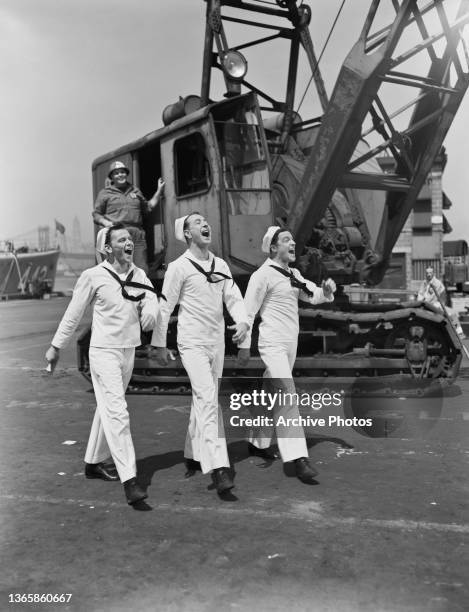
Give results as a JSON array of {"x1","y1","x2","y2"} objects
[
  {"x1": 417, "y1": 277, "x2": 445, "y2": 308},
  {"x1": 239, "y1": 258, "x2": 334, "y2": 462},
  {"x1": 152, "y1": 250, "x2": 248, "y2": 474},
  {"x1": 51, "y1": 261, "x2": 158, "y2": 482}
]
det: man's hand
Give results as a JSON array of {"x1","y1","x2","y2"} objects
[
  {"x1": 140, "y1": 311, "x2": 155, "y2": 332},
  {"x1": 149, "y1": 178, "x2": 166, "y2": 210},
  {"x1": 237, "y1": 348, "x2": 250, "y2": 367},
  {"x1": 228, "y1": 322, "x2": 249, "y2": 344},
  {"x1": 45, "y1": 346, "x2": 60, "y2": 374},
  {"x1": 153, "y1": 347, "x2": 174, "y2": 366},
  {"x1": 322, "y1": 278, "x2": 336, "y2": 297}
]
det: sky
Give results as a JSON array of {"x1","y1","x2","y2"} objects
[{"x1": 1, "y1": 0, "x2": 468, "y2": 247}]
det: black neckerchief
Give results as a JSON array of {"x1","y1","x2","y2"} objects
[
  {"x1": 103, "y1": 266, "x2": 166, "y2": 302},
  {"x1": 187, "y1": 257, "x2": 232, "y2": 284},
  {"x1": 269, "y1": 264, "x2": 316, "y2": 297}
]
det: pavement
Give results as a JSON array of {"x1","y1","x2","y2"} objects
[{"x1": 0, "y1": 298, "x2": 469, "y2": 612}]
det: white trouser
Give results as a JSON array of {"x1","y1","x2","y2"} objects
[
  {"x1": 248, "y1": 341, "x2": 308, "y2": 463},
  {"x1": 84, "y1": 347, "x2": 137, "y2": 483},
  {"x1": 178, "y1": 342, "x2": 229, "y2": 474}
]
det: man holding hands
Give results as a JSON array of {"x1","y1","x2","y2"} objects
[
  {"x1": 46, "y1": 223, "x2": 158, "y2": 505},
  {"x1": 238, "y1": 226, "x2": 336, "y2": 483},
  {"x1": 152, "y1": 213, "x2": 249, "y2": 495}
]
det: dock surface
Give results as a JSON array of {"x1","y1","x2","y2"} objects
[{"x1": 1, "y1": 298, "x2": 468, "y2": 611}]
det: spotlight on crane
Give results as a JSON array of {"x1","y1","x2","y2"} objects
[{"x1": 221, "y1": 50, "x2": 248, "y2": 81}]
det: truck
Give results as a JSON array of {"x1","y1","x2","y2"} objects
[
  {"x1": 444, "y1": 239, "x2": 469, "y2": 291},
  {"x1": 78, "y1": 0, "x2": 469, "y2": 396}
]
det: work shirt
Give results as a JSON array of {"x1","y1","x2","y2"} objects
[
  {"x1": 417, "y1": 277, "x2": 445, "y2": 308},
  {"x1": 93, "y1": 183, "x2": 148, "y2": 228},
  {"x1": 151, "y1": 250, "x2": 248, "y2": 348},
  {"x1": 52, "y1": 261, "x2": 158, "y2": 349},
  {"x1": 239, "y1": 258, "x2": 334, "y2": 349}
]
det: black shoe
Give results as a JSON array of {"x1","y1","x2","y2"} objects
[
  {"x1": 211, "y1": 468, "x2": 234, "y2": 494},
  {"x1": 85, "y1": 462, "x2": 119, "y2": 482},
  {"x1": 184, "y1": 458, "x2": 202, "y2": 478},
  {"x1": 123, "y1": 479, "x2": 148, "y2": 505},
  {"x1": 294, "y1": 457, "x2": 318, "y2": 483},
  {"x1": 247, "y1": 442, "x2": 278, "y2": 460}
]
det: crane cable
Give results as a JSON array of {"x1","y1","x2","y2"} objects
[
  {"x1": 296, "y1": 0, "x2": 347, "y2": 114},
  {"x1": 269, "y1": 0, "x2": 346, "y2": 200}
]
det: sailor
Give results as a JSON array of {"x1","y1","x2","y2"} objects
[
  {"x1": 93, "y1": 160, "x2": 165, "y2": 272},
  {"x1": 417, "y1": 267, "x2": 445, "y2": 309},
  {"x1": 417, "y1": 268, "x2": 465, "y2": 338},
  {"x1": 237, "y1": 226, "x2": 336, "y2": 483},
  {"x1": 45, "y1": 223, "x2": 158, "y2": 506},
  {"x1": 152, "y1": 213, "x2": 249, "y2": 495}
]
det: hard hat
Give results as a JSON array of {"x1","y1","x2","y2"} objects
[{"x1": 108, "y1": 160, "x2": 129, "y2": 179}]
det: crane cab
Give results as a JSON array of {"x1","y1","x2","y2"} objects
[{"x1": 91, "y1": 92, "x2": 273, "y2": 283}]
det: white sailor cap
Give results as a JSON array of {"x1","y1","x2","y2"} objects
[
  {"x1": 261, "y1": 225, "x2": 282, "y2": 253},
  {"x1": 95, "y1": 227, "x2": 108, "y2": 262},
  {"x1": 175, "y1": 215, "x2": 189, "y2": 242}
]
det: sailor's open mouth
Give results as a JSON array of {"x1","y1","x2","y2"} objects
[
  {"x1": 124, "y1": 246, "x2": 133, "y2": 254},
  {"x1": 201, "y1": 228, "x2": 210, "y2": 237},
  {"x1": 288, "y1": 248, "x2": 295, "y2": 255}
]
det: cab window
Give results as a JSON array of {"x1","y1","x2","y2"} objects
[{"x1": 174, "y1": 133, "x2": 211, "y2": 197}]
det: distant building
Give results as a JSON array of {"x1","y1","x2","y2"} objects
[
  {"x1": 378, "y1": 148, "x2": 452, "y2": 291},
  {"x1": 38, "y1": 226, "x2": 51, "y2": 251}
]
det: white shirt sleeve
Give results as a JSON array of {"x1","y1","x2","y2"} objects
[
  {"x1": 433, "y1": 278, "x2": 445, "y2": 297},
  {"x1": 238, "y1": 270, "x2": 268, "y2": 350},
  {"x1": 294, "y1": 269, "x2": 334, "y2": 305},
  {"x1": 151, "y1": 262, "x2": 184, "y2": 347},
  {"x1": 51, "y1": 271, "x2": 95, "y2": 349},
  {"x1": 417, "y1": 282, "x2": 426, "y2": 301},
  {"x1": 138, "y1": 270, "x2": 159, "y2": 330},
  {"x1": 418, "y1": 279, "x2": 444, "y2": 302}
]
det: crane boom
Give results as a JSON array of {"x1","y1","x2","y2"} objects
[{"x1": 288, "y1": 0, "x2": 469, "y2": 284}]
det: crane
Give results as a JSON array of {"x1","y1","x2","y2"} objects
[{"x1": 80, "y1": 0, "x2": 469, "y2": 392}]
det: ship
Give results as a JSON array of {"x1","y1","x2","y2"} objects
[{"x1": 0, "y1": 244, "x2": 60, "y2": 299}]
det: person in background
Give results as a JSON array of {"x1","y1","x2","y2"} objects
[
  {"x1": 417, "y1": 267, "x2": 445, "y2": 308},
  {"x1": 93, "y1": 160, "x2": 165, "y2": 272},
  {"x1": 415, "y1": 266, "x2": 465, "y2": 336}
]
